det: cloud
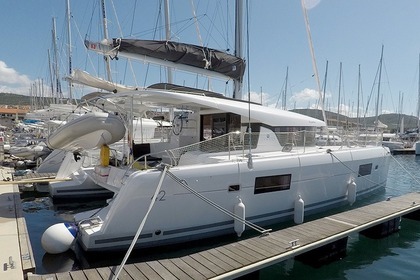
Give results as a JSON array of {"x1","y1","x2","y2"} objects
[
  {"x1": 290, "y1": 88, "x2": 320, "y2": 102},
  {"x1": 0, "y1": 60, "x2": 32, "y2": 94},
  {"x1": 242, "y1": 90, "x2": 278, "y2": 108}
]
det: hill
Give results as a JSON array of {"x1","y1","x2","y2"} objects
[
  {"x1": 291, "y1": 109, "x2": 418, "y2": 133},
  {"x1": 1, "y1": 92, "x2": 418, "y2": 132},
  {"x1": 0, "y1": 92, "x2": 67, "y2": 107},
  {"x1": 0, "y1": 92, "x2": 32, "y2": 106}
]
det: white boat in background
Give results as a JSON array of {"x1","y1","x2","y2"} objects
[
  {"x1": 44, "y1": 111, "x2": 125, "y2": 200},
  {"x1": 46, "y1": 110, "x2": 171, "y2": 201},
  {"x1": 9, "y1": 142, "x2": 51, "y2": 161},
  {"x1": 382, "y1": 133, "x2": 406, "y2": 152},
  {"x1": 36, "y1": 149, "x2": 68, "y2": 174}
]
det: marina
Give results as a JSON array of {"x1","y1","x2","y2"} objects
[
  {"x1": 0, "y1": 166, "x2": 35, "y2": 280},
  {"x1": 3, "y1": 1, "x2": 420, "y2": 279},
  {"x1": 24, "y1": 191, "x2": 420, "y2": 280},
  {"x1": 1, "y1": 155, "x2": 420, "y2": 279}
]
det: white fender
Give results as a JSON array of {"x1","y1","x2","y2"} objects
[
  {"x1": 294, "y1": 195, "x2": 304, "y2": 224},
  {"x1": 41, "y1": 223, "x2": 78, "y2": 254},
  {"x1": 347, "y1": 180, "x2": 357, "y2": 205},
  {"x1": 234, "y1": 198, "x2": 246, "y2": 237}
]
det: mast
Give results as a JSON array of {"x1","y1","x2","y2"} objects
[
  {"x1": 322, "y1": 60, "x2": 328, "y2": 110},
  {"x1": 66, "y1": 0, "x2": 73, "y2": 102},
  {"x1": 300, "y1": 0, "x2": 327, "y2": 125},
  {"x1": 233, "y1": 0, "x2": 243, "y2": 100},
  {"x1": 417, "y1": 53, "x2": 420, "y2": 131},
  {"x1": 52, "y1": 17, "x2": 62, "y2": 103},
  {"x1": 283, "y1": 66, "x2": 289, "y2": 110},
  {"x1": 101, "y1": 0, "x2": 113, "y2": 82},
  {"x1": 164, "y1": 0, "x2": 173, "y2": 84},
  {"x1": 47, "y1": 49, "x2": 54, "y2": 99},
  {"x1": 356, "y1": 64, "x2": 361, "y2": 129},
  {"x1": 336, "y1": 62, "x2": 342, "y2": 129},
  {"x1": 375, "y1": 45, "x2": 384, "y2": 131}
]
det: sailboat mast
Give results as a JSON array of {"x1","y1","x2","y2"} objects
[
  {"x1": 101, "y1": 0, "x2": 113, "y2": 82},
  {"x1": 375, "y1": 45, "x2": 384, "y2": 130},
  {"x1": 233, "y1": 0, "x2": 243, "y2": 100},
  {"x1": 322, "y1": 60, "x2": 328, "y2": 109},
  {"x1": 164, "y1": 0, "x2": 173, "y2": 84},
  {"x1": 417, "y1": 53, "x2": 420, "y2": 130},
  {"x1": 300, "y1": 0, "x2": 327, "y2": 125},
  {"x1": 336, "y1": 62, "x2": 342, "y2": 129},
  {"x1": 357, "y1": 64, "x2": 361, "y2": 129},
  {"x1": 66, "y1": 0, "x2": 73, "y2": 102},
  {"x1": 283, "y1": 66, "x2": 289, "y2": 110},
  {"x1": 47, "y1": 49, "x2": 54, "y2": 99},
  {"x1": 52, "y1": 17, "x2": 62, "y2": 103}
]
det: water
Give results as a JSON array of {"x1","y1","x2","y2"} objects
[{"x1": 22, "y1": 154, "x2": 420, "y2": 279}]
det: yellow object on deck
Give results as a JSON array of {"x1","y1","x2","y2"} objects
[{"x1": 100, "y1": 144, "x2": 110, "y2": 167}]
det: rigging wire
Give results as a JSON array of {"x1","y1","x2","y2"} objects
[
  {"x1": 109, "y1": 0, "x2": 139, "y2": 88},
  {"x1": 112, "y1": 165, "x2": 169, "y2": 280}
]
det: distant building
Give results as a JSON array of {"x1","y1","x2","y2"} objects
[{"x1": 0, "y1": 105, "x2": 30, "y2": 128}]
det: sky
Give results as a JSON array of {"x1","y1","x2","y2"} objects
[{"x1": 1, "y1": 0, "x2": 420, "y2": 118}]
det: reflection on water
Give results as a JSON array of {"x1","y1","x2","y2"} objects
[
  {"x1": 42, "y1": 250, "x2": 79, "y2": 274},
  {"x1": 21, "y1": 155, "x2": 420, "y2": 278}
]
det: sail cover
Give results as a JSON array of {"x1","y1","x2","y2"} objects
[
  {"x1": 66, "y1": 69, "x2": 138, "y2": 93},
  {"x1": 112, "y1": 39, "x2": 246, "y2": 80}
]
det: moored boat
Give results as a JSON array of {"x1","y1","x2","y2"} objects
[{"x1": 42, "y1": 85, "x2": 390, "y2": 253}]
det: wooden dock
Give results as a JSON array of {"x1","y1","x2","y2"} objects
[
  {"x1": 10, "y1": 172, "x2": 67, "y2": 185},
  {"x1": 26, "y1": 192, "x2": 420, "y2": 280},
  {"x1": 0, "y1": 166, "x2": 35, "y2": 280}
]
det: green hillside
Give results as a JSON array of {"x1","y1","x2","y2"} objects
[
  {"x1": 292, "y1": 108, "x2": 419, "y2": 132},
  {"x1": 0, "y1": 92, "x2": 66, "y2": 107},
  {"x1": 1, "y1": 92, "x2": 418, "y2": 133},
  {"x1": 0, "y1": 92, "x2": 32, "y2": 105}
]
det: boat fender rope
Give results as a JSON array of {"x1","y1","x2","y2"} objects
[{"x1": 112, "y1": 164, "x2": 168, "y2": 280}]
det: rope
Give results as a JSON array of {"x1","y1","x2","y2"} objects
[
  {"x1": 326, "y1": 149, "x2": 385, "y2": 186},
  {"x1": 112, "y1": 165, "x2": 168, "y2": 280},
  {"x1": 391, "y1": 155, "x2": 420, "y2": 187},
  {"x1": 165, "y1": 169, "x2": 271, "y2": 235}
]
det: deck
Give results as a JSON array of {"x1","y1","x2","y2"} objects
[{"x1": 26, "y1": 192, "x2": 420, "y2": 280}]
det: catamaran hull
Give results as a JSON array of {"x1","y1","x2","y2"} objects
[
  {"x1": 49, "y1": 167, "x2": 113, "y2": 202},
  {"x1": 76, "y1": 146, "x2": 390, "y2": 252}
]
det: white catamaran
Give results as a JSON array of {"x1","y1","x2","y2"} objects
[{"x1": 41, "y1": 1, "x2": 391, "y2": 254}]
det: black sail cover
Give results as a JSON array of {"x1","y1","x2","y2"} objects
[{"x1": 113, "y1": 39, "x2": 246, "y2": 80}]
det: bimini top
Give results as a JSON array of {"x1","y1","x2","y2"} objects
[{"x1": 87, "y1": 83, "x2": 325, "y2": 128}]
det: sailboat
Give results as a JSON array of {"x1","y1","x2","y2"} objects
[{"x1": 41, "y1": 1, "x2": 391, "y2": 254}]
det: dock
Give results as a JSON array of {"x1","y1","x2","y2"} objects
[
  {"x1": 26, "y1": 192, "x2": 420, "y2": 280},
  {"x1": 0, "y1": 166, "x2": 35, "y2": 280}
]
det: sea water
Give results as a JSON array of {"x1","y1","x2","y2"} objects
[{"x1": 23, "y1": 154, "x2": 420, "y2": 279}]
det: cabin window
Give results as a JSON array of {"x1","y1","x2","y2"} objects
[
  {"x1": 200, "y1": 113, "x2": 241, "y2": 141},
  {"x1": 358, "y1": 163, "x2": 372, "y2": 177},
  {"x1": 254, "y1": 174, "x2": 291, "y2": 194},
  {"x1": 229, "y1": 185, "x2": 240, "y2": 192}
]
